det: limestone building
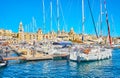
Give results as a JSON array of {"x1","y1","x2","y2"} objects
[{"x1": 18, "y1": 22, "x2": 43, "y2": 43}]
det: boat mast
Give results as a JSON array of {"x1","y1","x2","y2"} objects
[
  {"x1": 82, "y1": 0, "x2": 85, "y2": 42},
  {"x1": 42, "y1": 0, "x2": 46, "y2": 34},
  {"x1": 104, "y1": 0, "x2": 112, "y2": 47},
  {"x1": 32, "y1": 17, "x2": 37, "y2": 40},
  {"x1": 32, "y1": 17, "x2": 34, "y2": 33},
  {"x1": 57, "y1": 0, "x2": 60, "y2": 33},
  {"x1": 100, "y1": 0, "x2": 102, "y2": 37},
  {"x1": 50, "y1": 0, "x2": 52, "y2": 32}
]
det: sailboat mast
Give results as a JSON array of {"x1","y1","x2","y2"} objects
[
  {"x1": 32, "y1": 17, "x2": 34, "y2": 33},
  {"x1": 104, "y1": 0, "x2": 112, "y2": 47},
  {"x1": 57, "y1": 0, "x2": 60, "y2": 32},
  {"x1": 42, "y1": 0, "x2": 46, "y2": 34},
  {"x1": 82, "y1": 0, "x2": 85, "y2": 41},
  {"x1": 100, "y1": 0, "x2": 102, "y2": 37},
  {"x1": 50, "y1": 0, "x2": 52, "y2": 32}
]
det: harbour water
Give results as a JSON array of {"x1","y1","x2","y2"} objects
[{"x1": 0, "y1": 49, "x2": 120, "y2": 78}]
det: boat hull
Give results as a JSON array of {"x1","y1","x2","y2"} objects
[
  {"x1": 70, "y1": 48, "x2": 112, "y2": 62},
  {"x1": 0, "y1": 61, "x2": 7, "y2": 67}
]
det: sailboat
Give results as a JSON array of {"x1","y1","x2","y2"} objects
[{"x1": 69, "y1": 0, "x2": 112, "y2": 62}]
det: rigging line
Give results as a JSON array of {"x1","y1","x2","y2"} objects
[
  {"x1": 25, "y1": 25, "x2": 27, "y2": 32},
  {"x1": 30, "y1": 22, "x2": 32, "y2": 32},
  {"x1": 32, "y1": 17, "x2": 34, "y2": 33},
  {"x1": 59, "y1": 1, "x2": 67, "y2": 31},
  {"x1": 87, "y1": 0, "x2": 98, "y2": 38},
  {"x1": 100, "y1": 0, "x2": 103, "y2": 37},
  {"x1": 35, "y1": 20, "x2": 37, "y2": 31},
  {"x1": 91, "y1": 0, "x2": 95, "y2": 10},
  {"x1": 111, "y1": 15, "x2": 115, "y2": 36},
  {"x1": 51, "y1": 1, "x2": 57, "y2": 31},
  {"x1": 66, "y1": 0, "x2": 73, "y2": 21},
  {"x1": 77, "y1": 0, "x2": 82, "y2": 34},
  {"x1": 98, "y1": 14, "x2": 101, "y2": 37},
  {"x1": 77, "y1": 18, "x2": 81, "y2": 34},
  {"x1": 51, "y1": 5, "x2": 57, "y2": 31},
  {"x1": 27, "y1": 24, "x2": 29, "y2": 32},
  {"x1": 96, "y1": 14, "x2": 100, "y2": 37}
]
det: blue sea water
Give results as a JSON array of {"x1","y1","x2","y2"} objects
[{"x1": 0, "y1": 49, "x2": 120, "y2": 78}]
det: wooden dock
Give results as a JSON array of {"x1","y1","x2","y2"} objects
[
  {"x1": 3, "y1": 56, "x2": 26, "y2": 61},
  {"x1": 25, "y1": 56, "x2": 53, "y2": 61},
  {"x1": 3, "y1": 54, "x2": 69, "y2": 61},
  {"x1": 6, "y1": 45, "x2": 70, "y2": 61},
  {"x1": 2, "y1": 46, "x2": 69, "y2": 61},
  {"x1": 3, "y1": 56, "x2": 53, "y2": 61}
]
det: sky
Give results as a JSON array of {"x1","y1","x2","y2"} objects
[{"x1": 0, "y1": 0, "x2": 120, "y2": 37}]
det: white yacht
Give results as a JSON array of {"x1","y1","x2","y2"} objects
[{"x1": 69, "y1": 45, "x2": 112, "y2": 62}]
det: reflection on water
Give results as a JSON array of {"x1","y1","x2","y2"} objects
[
  {"x1": 0, "y1": 49, "x2": 120, "y2": 77},
  {"x1": 69, "y1": 59, "x2": 112, "y2": 77}
]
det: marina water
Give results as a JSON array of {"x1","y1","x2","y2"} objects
[{"x1": 0, "y1": 49, "x2": 120, "y2": 77}]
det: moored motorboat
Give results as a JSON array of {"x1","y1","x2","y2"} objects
[{"x1": 0, "y1": 56, "x2": 7, "y2": 67}]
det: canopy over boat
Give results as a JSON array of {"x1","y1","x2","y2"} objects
[{"x1": 53, "y1": 41, "x2": 72, "y2": 45}]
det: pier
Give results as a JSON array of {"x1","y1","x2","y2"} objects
[
  {"x1": 3, "y1": 56, "x2": 26, "y2": 61},
  {"x1": 2, "y1": 47, "x2": 69, "y2": 61},
  {"x1": 25, "y1": 55, "x2": 53, "y2": 61},
  {"x1": 3, "y1": 54, "x2": 69, "y2": 61},
  {"x1": 0, "y1": 42, "x2": 69, "y2": 62}
]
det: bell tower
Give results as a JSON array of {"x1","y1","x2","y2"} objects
[
  {"x1": 18, "y1": 22, "x2": 24, "y2": 41},
  {"x1": 19, "y1": 22, "x2": 24, "y2": 33}
]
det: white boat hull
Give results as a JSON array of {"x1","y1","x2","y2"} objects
[
  {"x1": 70, "y1": 48, "x2": 112, "y2": 62},
  {"x1": 0, "y1": 61, "x2": 7, "y2": 67}
]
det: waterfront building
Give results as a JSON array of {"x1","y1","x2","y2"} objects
[
  {"x1": 17, "y1": 22, "x2": 99, "y2": 43},
  {"x1": 0, "y1": 29, "x2": 14, "y2": 44},
  {"x1": 1, "y1": 21, "x2": 116, "y2": 44},
  {"x1": 0, "y1": 29, "x2": 13, "y2": 40},
  {"x1": 68, "y1": 27, "x2": 76, "y2": 40},
  {"x1": 17, "y1": 22, "x2": 79, "y2": 42}
]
